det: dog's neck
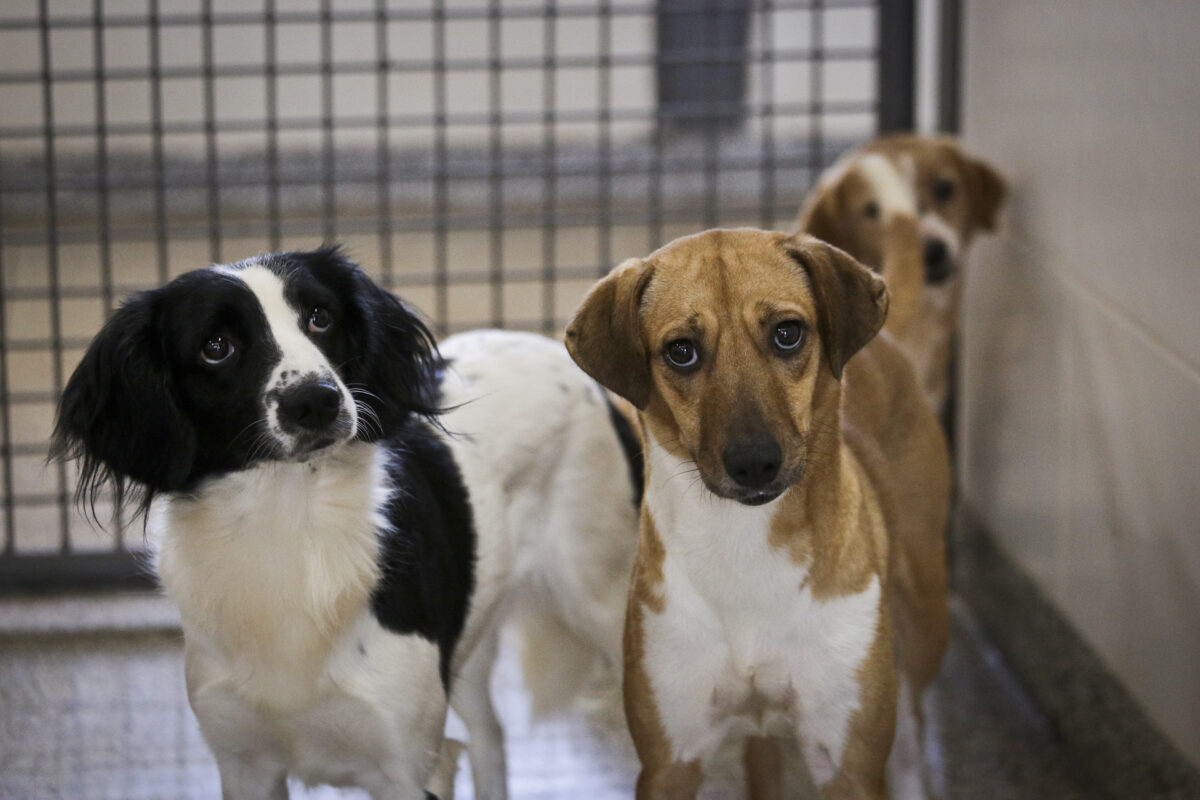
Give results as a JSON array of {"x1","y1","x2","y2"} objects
[{"x1": 152, "y1": 442, "x2": 387, "y2": 709}]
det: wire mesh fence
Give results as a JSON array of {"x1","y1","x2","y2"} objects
[{"x1": 0, "y1": 0, "x2": 897, "y2": 589}]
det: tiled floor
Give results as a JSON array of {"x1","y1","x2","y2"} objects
[{"x1": 0, "y1": 595, "x2": 1088, "y2": 800}]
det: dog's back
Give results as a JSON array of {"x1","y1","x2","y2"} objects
[{"x1": 843, "y1": 330, "x2": 951, "y2": 694}]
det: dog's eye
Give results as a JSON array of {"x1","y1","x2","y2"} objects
[
  {"x1": 772, "y1": 321, "x2": 806, "y2": 353},
  {"x1": 200, "y1": 335, "x2": 235, "y2": 365},
  {"x1": 863, "y1": 201, "x2": 880, "y2": 220},
  {"x1": 932, "y1": 179, "x2": 956, "y2": 203},
  {"x1": 308, "y1": 307, "x2": 332, "y2": 333},
  {"x1": 664, "y1": 339, "x2": 700, "y2": 372}
]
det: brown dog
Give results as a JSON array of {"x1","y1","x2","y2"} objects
[
  {"x1": 797, "y1": 135, "x2": 1006, "y2": 413},
  {"x1": 566, "y1": 229, "x2": 949, "y2": 800}
]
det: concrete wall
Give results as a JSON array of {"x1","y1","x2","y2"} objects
[{"x1": 958, "y1": 0, "x2": 1200, "y2": 766}]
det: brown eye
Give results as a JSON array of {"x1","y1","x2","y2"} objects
[
  {"x1": 308, "y1": 307, "x2": 332, "y2": 333},
  {"x1": 863, "y1": 201, "x2": 880, "y2": 220},
  {"x1": 932, "y1": 179, "x2": 956, "y2": 203},
  {"x1": 772, "y1": 320, "x2": 806, "y2": 353},
  {"x1": 201, "y1": 335, "x2": 235, "y2": 365},
  {"x1": 664, "y1": 339, "x2": 700, "y2": 372}
]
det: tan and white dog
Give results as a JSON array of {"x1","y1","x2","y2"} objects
[
  {"x1": 566, "y1": 229, "x2": 950, "y2": 800},
  {"x1": 797, "y1": 135, "x2": 1006, "y2": 413}
]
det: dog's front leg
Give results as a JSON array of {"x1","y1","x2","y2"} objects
[
  {"x1": 797, "y1": 621, "x2": 897, "y2": 800},
  {"x1": 623, "y1": 597, "x2": 725, "y2": 800}
]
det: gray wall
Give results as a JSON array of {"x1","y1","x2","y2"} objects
[{"x1": 959, "y1": 0, "x2": 1200, "y2": 766}]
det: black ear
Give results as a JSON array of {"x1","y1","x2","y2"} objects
[
  {"x1": 343, "y1": 264, "x2": 442, "y2": 435},
  {"x1": 51, "y1": 291, "x2": 197, "y2": 519},
  {"x1": 786, "y1": 236, "x2": 889, "y2": 380},
  {"x1": 565, "y1": 257, "x2": 656, "y2": 410}
]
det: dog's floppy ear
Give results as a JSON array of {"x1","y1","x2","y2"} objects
[
  {"x1": 335, "y1": 252, "x2": 441, "y2": 432},
  {"x1": 51, "y1": 291, "x2": 197, "y2": 518},
  {"x1": 565, "y1": 257, "x2": 656, "y2": 410},
  {"x1": 796, "y1": 184, "x2": 844, "y2": 248},
  {"x1": 966, "y1": 155, "x2": 1007, "y2": 232},
  {"x1": 786, "y1": 236, "x2": 888, "y2": 380}
]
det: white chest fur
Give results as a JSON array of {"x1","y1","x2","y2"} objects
[
  {"x1": 154, "y1": 442, "x2": 390, "y2": 710},
  {"x1": 641, "y1": 435, "x2": 882, "y2": 785}
]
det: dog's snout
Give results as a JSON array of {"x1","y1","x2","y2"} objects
[
  {"x1": 278, "y1": 381, "x2": 342, "y2": 431},
  {"x1": 722, "y1": 437, "x2": 782, "y2": 490},
  {"x1": 923, "y1": 237, "x2": 951, "y2": 284}
]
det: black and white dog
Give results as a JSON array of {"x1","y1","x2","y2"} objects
[{"x1": 52, "y1": 248, "x2": 638, "y2": 800}]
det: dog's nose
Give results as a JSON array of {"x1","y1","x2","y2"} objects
[
  {"x1": 723, "y1": 437, "x2": 782, "y2": 489},
  {"x1": 923, "y1": 237, "x2": 951, "y2": 284},
  {"x1": 278, "y1": 381, "x2": 342, "y2": 430}
]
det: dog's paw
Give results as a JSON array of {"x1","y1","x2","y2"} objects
[{"x1": 858, "y1": 153, "x2": 918, "y2": 220}]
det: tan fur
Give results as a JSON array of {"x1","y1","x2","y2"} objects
[
  {"x1": 567, "y1": 229, "x2": 949, "y2": 799},
  {"x1": 797, "y1": 134, "x2": 1006, "y2": 413}
]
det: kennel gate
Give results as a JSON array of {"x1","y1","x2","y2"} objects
[{"x1": 0, "y1": 0, "x2": 916, "y2": 591}]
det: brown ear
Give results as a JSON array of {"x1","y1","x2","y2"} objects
[
  {"x1": 786, "y1": 237, "x2": 888, "y2": 380},
  {"x1": 565, "y1": 257, "x2": 656, "y2": 409},
  {"x1": 967, "y1": 156, "x2": 1007, "y2": 232},
  {"x1": 796, "y1": 186, "x2": 844, "y2": 249}
]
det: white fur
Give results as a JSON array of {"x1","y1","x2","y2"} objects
[
  {"x1": 149, "y1": 271, "x2": 638, "y2": 800},
  {"x1": 639, "y1": 433, "x2": 883, "y2": 787},
  {"x1": 857, "y1": 153, "x2": 918, "y2": 219}
]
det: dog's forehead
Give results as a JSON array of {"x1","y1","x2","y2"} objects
[
  {"x1": 643, "y1": 230, "x2": 817, "y2": 324},
  {"x1": 870, "y1": 137, "x2": 965, "y2": 182}
]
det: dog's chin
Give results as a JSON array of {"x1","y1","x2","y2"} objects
[
  {"x1": 700, "y1": 477, "x2": 790, "y2": 507},
  {"x1": 282, "y1": 425, "x2": 358, "y2": 463}
]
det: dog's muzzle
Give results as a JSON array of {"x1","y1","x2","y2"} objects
[
  {"x1": 923, "y1": 237, "x2": 953, "y2": 285},
  {"x1": 274, "y1": 379, "x2": 354, "y2": 456},
  {"x1": 720, "y1": 436, "x2": 787, "y2": 505}
]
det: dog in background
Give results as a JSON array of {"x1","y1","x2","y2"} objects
[
  {"x1": 52, "y1": 248, "x2": 638, "y2": 800},
  {"x1": 797, "y1": 134, "x2": 1006, "y2": 413},
  {"x1": 567, "y1": 229, "x2": 950, "y2": 800}
]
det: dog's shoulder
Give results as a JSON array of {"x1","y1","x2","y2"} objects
[{"x1": 370, "y1": 418, "x2": 476, "y2": 688}]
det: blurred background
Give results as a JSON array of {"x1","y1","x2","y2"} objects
[{"x1": 1, "y1": 0, "x2": 1198, "y2": 798}]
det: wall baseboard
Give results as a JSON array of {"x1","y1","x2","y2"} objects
[{"x1": 954, "y1": 505, "x2": 1200, "y2": 798}]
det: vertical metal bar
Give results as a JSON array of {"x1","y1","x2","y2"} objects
[
  {"x1": 201, "y1": 0, "x2": 221, "y2": 263},
  {"x1": 648, "y1": 5, "x2": 665, "y2": 251},
  {"x1": 809, "y1": 0, "x2": 825, "y2": 186},
  {"x1": 758, "y1": 0, "x2": 777, "y2": 230},
  {"x1": 937, "y1": 0, "x2": 961, "y2": 134},
  {"x1": 487, "y1": 0, "x2": 504, "y2": 328},
  {"x1": 38, "y1": 0, "x2": 71, "y2": 552},
  {"x1": 0, "y1": 161, "x2": 15, "y2": 556},
  {"x1": 148, "y1": 0, "x2": 170, "y2": 284},
  {"x1": 93, "y1": 0, "x2": 123, "y2": 548},
  {"x1": 878, "y1": 0, "x2": 916, "y2": 133},
  {"x1": 596, "y1": 0, "x2": 613, "y2": 275},
  {"x1": 92, "y1": 0, "x2": 114, "y2": 315},
  {"x1": 540, "y1": 0, "x2": 557, "y2": 335},
  {"x1": 374, "y1": 0, "x2": 394, "y2": 285},
  {"x1": 320, "y1": 0, "x2": 336, "y2": 244},
  {"x1": 266, "y1": 0, "x2": 282, "y2": 251},
  {"x1": 701, "y1": 0, "x2": 720, "y2": 230},
  {"x1": 432, "y1": 4, "x2": 449, "y2": 334}
]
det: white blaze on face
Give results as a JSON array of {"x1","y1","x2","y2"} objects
[
  {"x1": 857, "y1": 153, "x2": 917, "y2": 220},
  {"x1": 232, "y1": 263, "x2": 358, "y2": 457}
]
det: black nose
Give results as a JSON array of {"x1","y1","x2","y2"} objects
[
  {"x1": 722, "y1": 437, "x2": 782, "y2": 489},
  {"x1": 923, "y1": 237, "x2": 952, "y2": 284},
  {"x1": 278, "y1": 381, "x2": 342, "y2": 431}
]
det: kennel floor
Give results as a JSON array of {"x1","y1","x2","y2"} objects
[{"x1": 0, "y1": 593, "x2": 1090, "y2": 800}]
